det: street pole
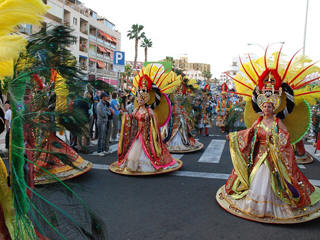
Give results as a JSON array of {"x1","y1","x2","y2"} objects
[
  {"x1": 62, "y1": 0, "x2": 65, "y2": 25},
  {"x1": 303, "y1": 0, "x2": 310, "y2": 55}
]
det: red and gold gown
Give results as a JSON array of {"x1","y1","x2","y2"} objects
[
  {"x1": 216, "y1": 98, "x2": 231, "y2": 131},
  {"x1": 118, "y1": 107, "x2": 178, "y2": 172},
  {"x1": 33, "y1": 133, "x2": 92, "y2": 185},
  {"x1": 221, "y1": 119, "x2": 320, "y2": 220},
  {"x1": 162, "y1": 105, "x2": 202, "y2": 152}
]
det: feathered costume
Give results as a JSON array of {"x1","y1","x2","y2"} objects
[
  {"x1": 216, "y1": 46, "x2": 320, "y2": 224},
  {"x1": 162, "y1": 76, "x2": 204, "y2": 152},
  {"x1": 109, "y1": 64, "x2": 183, "y2": 175},
  {"x1": 216, "y1": 83, "x2": 232, "y2": 133},
  {"x1": 0, "y1": 1, "x2": 105, "y2": 239}
]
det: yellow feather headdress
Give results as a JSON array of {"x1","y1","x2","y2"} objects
[
  {"x1": 228, "y1": 46, "x2": 320, "y2": 143},
  {"x1": 131, "y1": 64, "x2": 181, "y2": 126},
  {"x1": 0, "y1": 0, "x2": 49, "y2": 79}
]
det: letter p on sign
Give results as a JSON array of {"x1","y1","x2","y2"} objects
[{"x1": 113, "y1": 51, "x2": 125, "y2": 65}]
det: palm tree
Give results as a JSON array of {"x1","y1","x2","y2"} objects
[
  {"x1": 120, "y1": 64, "x2": 133, "y2": 90},
  {"x1": 140, "y1": 37, "x2": 152, "y2": 62},
  {"x1": 202, "y1": 70, "x2": 212, "y2": 83},
  {"x1": 127, "y1": 24, "x2": 145, "y2": 69}
]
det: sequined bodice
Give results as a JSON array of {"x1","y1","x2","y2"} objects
[{"x1": 135, "y1": 108, "x2": 150, "y2": 129}]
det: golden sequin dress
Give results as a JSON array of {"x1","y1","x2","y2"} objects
[
  {"x1": 220, "y1": 118, "x2": 320, "y2": 220},
  {"x1": 162, "y1": 105, "x2": 203, "y2": 153},
  {"x1": 117, "y1": 107, "x2": 178, "y2": 172}
]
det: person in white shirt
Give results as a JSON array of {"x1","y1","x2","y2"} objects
[{"x1": 4, "y1": 101, "x2": 11, "y2": 150}]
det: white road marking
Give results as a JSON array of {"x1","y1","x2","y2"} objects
[
  {"x1": 309, "y1": 179, "x2": 320, "y2": 186},
  {"x1": 109, "y1": 144, "x2": 118, "y2": 153},
  {"x1": 90, "y1": 164, "x2": 320, "y2": 186},
  {"x1": 92, "y1": 163, "x2": 109, "y2": 170},
  {"x1": 305, "y1": 144, "x2": 320, "y2": 162},
  {"x1": 171, "y1": 171, "x2": 229, "y2": 180},
  {"x1": 171, "y1": 154, "x2": 184, "y2": 160},
  {"x1": 298, "y1": 164, "x2": 306, "y2": 169},
  {"x1": 198, "y1": 139, "x2": 226, "y2": 163}
]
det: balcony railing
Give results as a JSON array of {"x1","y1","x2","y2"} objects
[
  {"x1": 80, "y1": 64, "x2": 88, "y2": 71},
  {"x1": 80, "y1": 28, "x2": 88, "y2": 35},
  {"x1": 89, "y1": 67, "x2": 96, "y2": 73},
  {"x1": 97, "y1": 68, "x2": 107, "y2": 74},
  {"x1": 79, "y1": 46, "x2": 88, "y2": 52},
  {"x1": 89, "y1": 35, "x2": 96, "y2": 41},
  {"x1": 88, "y1": 50, "x2": 96, "y2": 56}
]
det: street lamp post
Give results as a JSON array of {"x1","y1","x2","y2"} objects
[{"x1": 303, "y1": 0, "x2": 310, "y2": 55}]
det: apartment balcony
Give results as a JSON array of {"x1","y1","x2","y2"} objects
[
  {"x1": 96, "y1": 70, "x2": 118, "y2": 79},
  {"x1": 96, "y1": 68, "x2": 107, "y2": 74},
  {"x1": 80, "y1": 28, "x2": 88, "y2": 35},
  {"x1": 80, "y1": 64, "x2": 88, "y2": 71},
  {"x1": 89, "y1": 66, "x2": 96, "y2": 73},
  {"x1": 89, "y1": 35, "x2": 96, "y2": 41},
  {"x1": 79, "y1": 46, "x2": 88, "y2": 53},
  {"x1": 104, "y1": 41, "x2": 111, "y2": 47},
  {"x1": 64, "y1": 21, "x2": 71, "y2": 27},
  {"x1": 97, "y1": 38, "x2": 104, "y2": 44},
  {"x1": 88, "y1": 50, "x2": 96, "y2": 56},
  {"x1": 97, "y1": 53, "x2": 106, "y2": 59}
]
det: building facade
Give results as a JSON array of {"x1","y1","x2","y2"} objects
[
  {"x1": 22, "y1": 0, "x2": 121, "y2": 86},
  {"x1": 173, "y1": 55, "x2": 211, "y2": 82},
  {"x1": 174, "y1": 56, "x2": 211, "y2": 73}
]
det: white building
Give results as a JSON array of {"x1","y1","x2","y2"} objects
[
  {"x1": 22, "y1": 0, "x2": 122, "y2": 86},
  {"x1": 183, "y1": 69, "x2": 205, "y2": 82}
]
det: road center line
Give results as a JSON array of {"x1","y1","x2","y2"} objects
[
  {"x1": 198, "y1": 139, "x2": 226, "y2": 163},
  {"x1": 298, "y1": 164, "x2": 306, "y2": 169},
  {"x1": 92, "y1": 163, "x2": 109, "y2": 170},
  {"x1": 91, "y1": 164, "x2": 320, "y2": 186},
  {"x1": 171, "y1": 171, "x2": 229, "y2": 180}
]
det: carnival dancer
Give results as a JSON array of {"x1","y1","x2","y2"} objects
[
  {"x1": 109, "y1": 65, "x2": 183, "y2": 175},
  {"x1": 162, "y1": 77, "x2": 204, "y2": 153},
  {"x1": 26, "y1": 29, "x2": 93, "y2": 185},
  {"x1": 0, "y1": 1, "x2": 106, "y2": 239},
  {"x1": 216, "y1": 83, "x2": 231, "y2": 133},
  {"x1": 216, "y1": 47, "x2": 320, "y2": 223}
]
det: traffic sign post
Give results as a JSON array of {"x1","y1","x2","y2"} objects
[
  {"x1": 113, "y1": 51, "x2": 125, "y2": 90},
  {"x1": 113, "y1": 51, "x2": 125, "y2": 72}
]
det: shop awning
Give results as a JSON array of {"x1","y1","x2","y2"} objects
[
  {"x1": 97, "y1": 30, "x2": 106, "y2": 38},
  {"x1": 97, "y1": 60, "x2": 106, "y2": 68},
  {"x1": 111, "y1": 37, "x2": 117, "y2": 43},
  {"x1": 98, "y1": 30, "x2": 113, "y2": 42},
  {"x1": 97, "y1": 45, "x2": 107, "y2": 53}
]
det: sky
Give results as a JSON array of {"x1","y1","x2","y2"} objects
[{"x1": 81, "y1": 0, "x2": 320, "y2": 78}]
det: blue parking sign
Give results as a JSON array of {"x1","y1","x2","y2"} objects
[{"x1": 113, "y1": 51, "x2": 125, "y2": 65}]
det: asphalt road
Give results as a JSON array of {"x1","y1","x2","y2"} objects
[{"x1": 41, "y1": 124, "x2": 320, "y2": 240}]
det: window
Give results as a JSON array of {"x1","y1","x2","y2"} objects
[{"x1": 73, "y1": 17, "x2": 77, "y2": 25}]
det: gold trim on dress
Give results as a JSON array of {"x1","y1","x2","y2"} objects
[
  {"x1": 109, "y1": 159, "x2": 183, "y2": 176},
  {"x1": 216, "y1": 186, "x2": 320, "y2": 224}
]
